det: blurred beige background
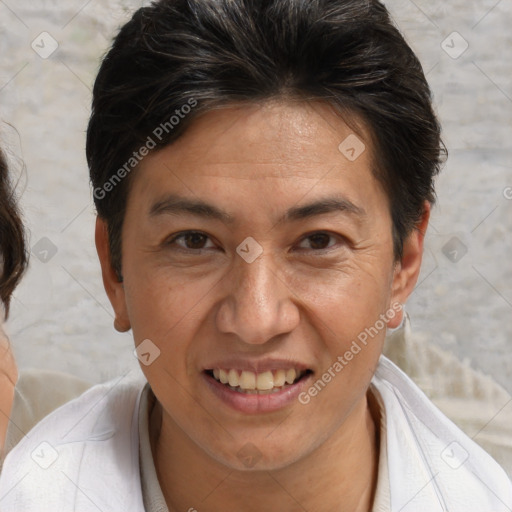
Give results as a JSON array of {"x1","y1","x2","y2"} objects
[{"x1": 0, "y1": 0, "x2": 511, "y2": 398}]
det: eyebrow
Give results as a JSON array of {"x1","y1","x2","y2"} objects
[{"x1": 149, "y1": 194, "x2": 365, "y2": 224}]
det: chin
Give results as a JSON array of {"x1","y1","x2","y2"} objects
[{"x1": 208, "y1": 435, "x2": 311, "y2": 473}]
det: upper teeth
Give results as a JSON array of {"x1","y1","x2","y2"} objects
[{"x1": 213, "y1": 368, "x2": 301, "y2": 391}]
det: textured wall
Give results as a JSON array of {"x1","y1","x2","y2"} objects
[{"x1": 1, "y1": 0, "x2": 511, "y2": 394}]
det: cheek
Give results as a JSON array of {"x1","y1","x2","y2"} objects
[
  {"x1": 294, "y1": 269, "x2": 388, "y2": 431},
  {"x1": 285, "y1": 256, "x2": 393, "y2": 335},
  {"x1": 122, "y1": 264, "x2": 211, "y2": 339},
  {"x1": 285, "y1": 256, "x2": 393, "y2": 399},
  {"x1": 122, "y1": 266, "x2": 219, "y2": 389}
]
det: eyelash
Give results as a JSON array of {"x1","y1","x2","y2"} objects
[{"x1": 165, "y1": 230, "x2": 346, "y2": 254}]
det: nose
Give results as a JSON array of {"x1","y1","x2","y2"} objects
[{"x1": 216, "y1": 252, "x2": 300, "y2": 345}]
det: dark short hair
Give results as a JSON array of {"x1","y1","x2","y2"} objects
[
  {"x1": 87, "y1": 0, "x2": 446, "y2": 279},
  {"x1": 0, "y1": 147, "x2": 27, "y2": 316}
]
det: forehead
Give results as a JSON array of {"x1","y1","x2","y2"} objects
[
  {"x1": 137, "y1": 100, "x2": 375, "y2": 182},
  {"x1": 122, "y1": 100, "x2": 393, "y2": 245},
  {"x1": 125, "y1": 100, "x2": 390, "y2": 230}
]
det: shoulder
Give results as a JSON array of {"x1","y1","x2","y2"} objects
[
  {"x1": 4, "y1": 369, "x2": 92, "y2": 454},
  {"x1": 372, "y1": 356, "x2": 512, "y2": 511},
  {"x1": 383, "y1": 315, "x2": 512, "y2": 474},
  {"x1": 0, "y1": 371, "x2": 147, "y2": 512},
  {"x1": 8, "y1": 370, "x2": 145, "y2": 444}
]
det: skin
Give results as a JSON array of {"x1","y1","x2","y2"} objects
[
  {"x1": 0, "y1": 319, "x2": 17, "y2": 454},
  {"x1": 96, "y1": 99, "x2": 429, "y2": 512}
]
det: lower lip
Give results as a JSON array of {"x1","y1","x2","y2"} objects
[{"x1": 202, "y1": 372, "x2": 313, "y2": 414}]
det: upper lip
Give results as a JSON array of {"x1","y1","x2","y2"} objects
[{"x1": 203, "y1": 358, "x2": 312, "y2": 374}]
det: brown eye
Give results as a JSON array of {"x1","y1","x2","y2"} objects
[
  {"x1": 308, "y1": 233, "x2": 331, "y2": 249},
  {"x1": 169, "y1": 231, "x2": 215, "y2": 251},
  {"x1": 297, "y1": 232, "x2": 338, "y2": 251},
  {"x1": 183, "y1": 232, "x2": 208, "y2": 249}
]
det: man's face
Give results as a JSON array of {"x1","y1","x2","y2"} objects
[{"x1": 98, "y1": 100, "x2": 421, "y2": 470}]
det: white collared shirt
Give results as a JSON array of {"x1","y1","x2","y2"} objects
[{"x1": 0, "y1": 357, "x2": 510, "y2": 511}]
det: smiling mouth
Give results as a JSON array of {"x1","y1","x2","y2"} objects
[{"x1": 205, "y1": 368, "x2": 313, "y2": 395}]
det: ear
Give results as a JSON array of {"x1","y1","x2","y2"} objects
[
  {"x1": 95, "y1": 217, "x2": 131, "y2": 332},
  {"x1": 387, "y1": 201, "x2": 430, "y2": 328}
]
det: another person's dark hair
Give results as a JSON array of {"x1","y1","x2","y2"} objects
[
  {"x1": 0, "y1": 147, "x2": 27, "y2": 316},
  {"x1": 87, "y1": 0, "x2": 446, "y2": 279}
]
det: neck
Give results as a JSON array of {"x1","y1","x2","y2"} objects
[{"x1": 153, "y1": 391, "x2": 379, "y2": 512}]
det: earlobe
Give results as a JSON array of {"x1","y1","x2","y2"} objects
[
  {"x1": 95, "y1": 217, "x2": 131, "y2": 332},
  {"x1": 387, "y1": 201, "x2": 430, "y2": 329}
]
